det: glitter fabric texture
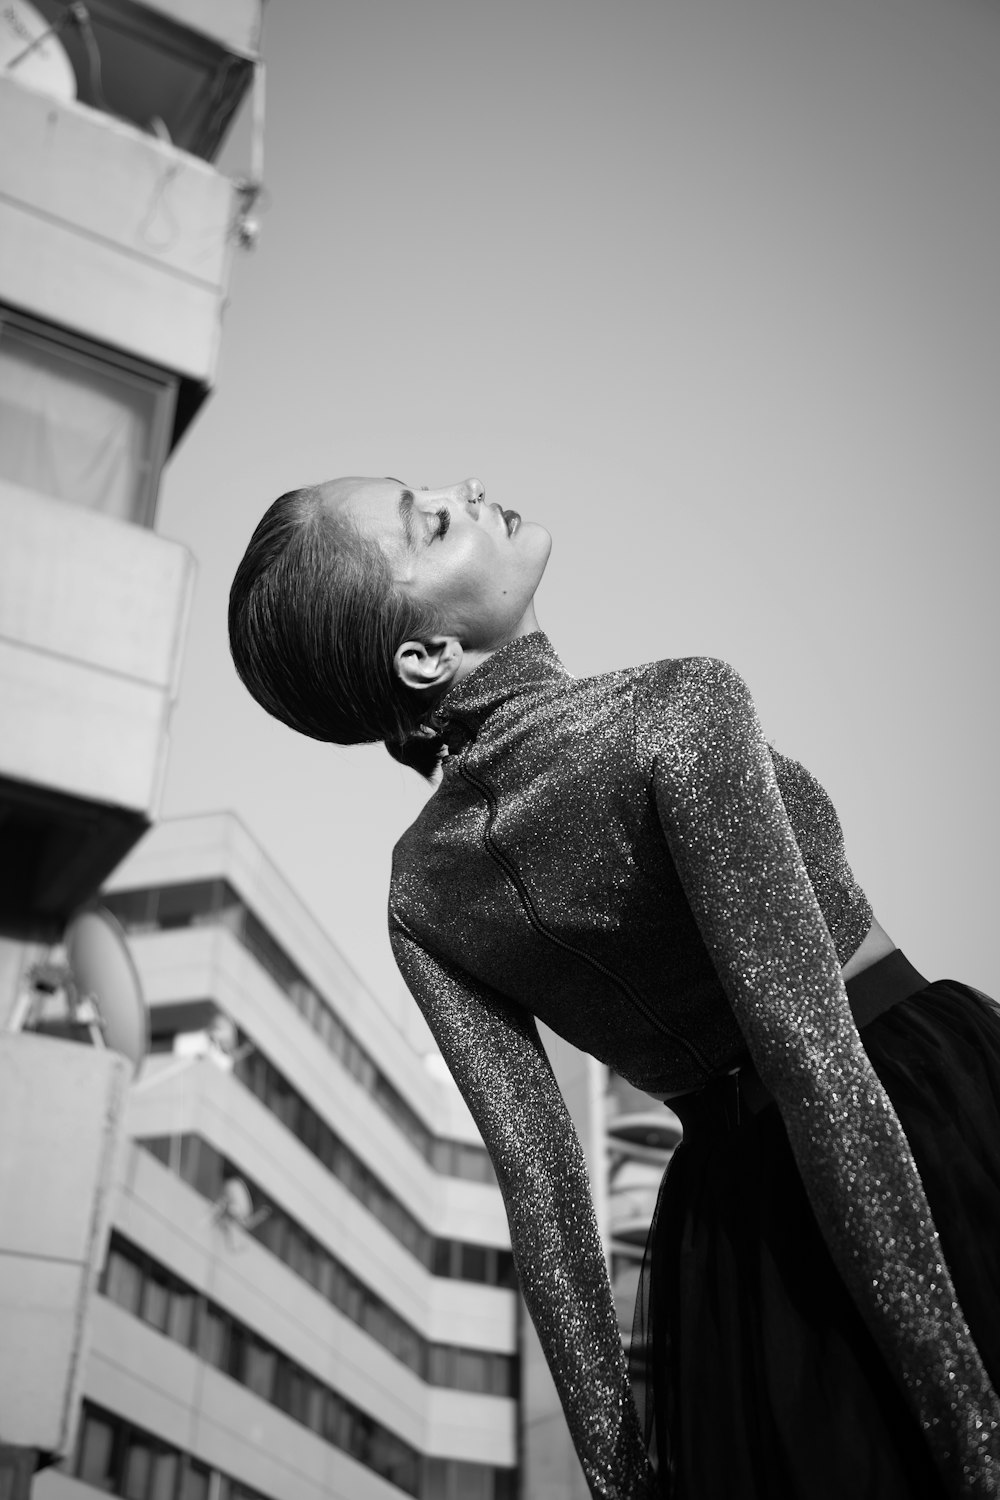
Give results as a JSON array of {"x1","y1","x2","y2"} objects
[{"x1": 388, "y1": 633, "x2": 999, "y2": 1497}]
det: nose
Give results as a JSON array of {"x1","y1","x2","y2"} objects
[{"x1": 463, "y1": 477, "x2": 486, "y2": 507}]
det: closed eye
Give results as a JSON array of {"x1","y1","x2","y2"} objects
[{"x1": 433, "y1": 506, "x2": 451, "y2": 539}]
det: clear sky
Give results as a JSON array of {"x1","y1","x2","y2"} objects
[{"x1": 156, "y1": 0, "x2": 1000, "y2": 1023}]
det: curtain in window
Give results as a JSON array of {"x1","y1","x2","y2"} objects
[{"x1": 0, "y1": 329, "x2": 154, "y2": 520}]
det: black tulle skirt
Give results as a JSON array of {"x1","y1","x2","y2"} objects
[{"x1": 630, "y1": 962, "x2": 1000, "y2": 1499}]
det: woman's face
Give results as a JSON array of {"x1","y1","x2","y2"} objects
[{"x1": 320, "y1": 476, "x2": 551, "y2": 651}]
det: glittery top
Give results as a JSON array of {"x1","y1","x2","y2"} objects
[{"x1": 389, "y1": 633, "x2": 1000, "y2": 1498}]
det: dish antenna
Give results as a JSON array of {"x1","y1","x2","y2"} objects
[
  {"x1": 211, "y1": 1176, "x2": 269, "y2": 1247},
  {"x1": 0, "y1": 0, "x2": 77, "y2": 101},
  {"x1": 65, "y1": 907, "x2": 148, "y2": 1078},
  {"x1": 7, "y1": 907, "x2": 148, "y2": 1079}
]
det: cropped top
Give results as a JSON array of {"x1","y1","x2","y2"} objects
[{"x1": 388, "y1": 633, "x2": 999, "y2": 1498}]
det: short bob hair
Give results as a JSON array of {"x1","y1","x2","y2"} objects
[{"x1": 228, "y1": 485, "x2": 441, "y2": 760}]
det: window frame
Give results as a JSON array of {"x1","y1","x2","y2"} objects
[{"x1": 0, "y1": 305, "x2": 177, "y2": 528}]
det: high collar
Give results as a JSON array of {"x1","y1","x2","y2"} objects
[{"x1": 436, "y1": 631, "x2": 570, "y2": 753}]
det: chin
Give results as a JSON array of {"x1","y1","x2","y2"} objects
[{"x1": 522, "y1": 518, "x2": 553, "y2": 556}]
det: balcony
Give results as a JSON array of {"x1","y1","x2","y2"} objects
[
  {"x1": 0, "y1": 0, "x2": 262, "y2": 424},
  {"x1": 0, "y1": 73, "x2": 239, "y2": 390},
  {"x1": 0, "y1": 479, "x2": 194, "y2": 930}
]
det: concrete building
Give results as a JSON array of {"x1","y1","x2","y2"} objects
[
  {"x1": 0, "y1": 1, "x2": 263, "y2": 1490},
  {"x1": 35, "y1": 813, "x2": 520, "y2": 1500},
  {"x1": 0, "y1": 0, "x2": 263, "y2": 970}
]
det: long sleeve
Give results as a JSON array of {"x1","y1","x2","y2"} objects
[
  {"x1": 389, "y1": 914, "x2": 658, "y2": 1500},
  {"x1": 639, "y1": 656, "x2": 1000, "y2": 1497}
]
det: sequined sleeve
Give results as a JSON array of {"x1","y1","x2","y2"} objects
[
  {"x1": 638, "y1": 656, "x2": 1000, "y2": 1497},
  {"x1": 389, "y1": 915, "x2": 658, "y2": 1500}
]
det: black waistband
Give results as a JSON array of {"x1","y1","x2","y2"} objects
[
  {"x1": 671, "y1": 949, "x2": 930, "y2": 1128},
  {"x1": 843, "y1": 947, "x2": 928, "y2": 1026}
]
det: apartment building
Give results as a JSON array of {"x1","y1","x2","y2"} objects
[
  {"x1": 0, "y1": 5, "x2": 263, "y2": 1493},
  {"x1": 35, "y1": 813, "x2": 519, "y2": 1500}
]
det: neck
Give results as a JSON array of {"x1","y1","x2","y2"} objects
[{"x1": 451, "y1": 601, "x2": 542, "y2": 689}]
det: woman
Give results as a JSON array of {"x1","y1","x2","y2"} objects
[{"x1": 228, "y1": 475, "x2": 1000, "y2": 1499}]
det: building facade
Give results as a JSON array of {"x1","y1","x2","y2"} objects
[
  {"x1": 0, "y1": 0, "x2": 263, "y2": 970},
  {"x1": 0, "y1": 3, "x2": 265, "y2": 1488},
  {"x1": 35, "y1": 813, "x2": 519, "y2": 1500}
]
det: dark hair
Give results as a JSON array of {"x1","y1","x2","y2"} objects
[{"x1": 228, "y1": 486, "x2": 446, "y2": 774}]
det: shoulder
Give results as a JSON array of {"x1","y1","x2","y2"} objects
[
  {"x1": 635, "y1": 655, "x2": 754, "y2": 718},
  {"x1": 633, "y1": 656, "x2": 762, "y2": 769}
]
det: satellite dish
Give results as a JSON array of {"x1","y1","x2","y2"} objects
[
  {"x1": 212, "y1": 1177, "x2": 269, "y2": 1244},
  {"x1": 66, "y1": 906, "x2": 148, "y2": 1079},
  {"x1": 217, "y1": 1177, "x2": 254, "y2": 1225},
  {"x1": 0, "y1": 0, "x2": 77, "y2": 102}
]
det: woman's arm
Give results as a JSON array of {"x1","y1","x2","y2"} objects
[
  {"x1": 390, "y1": 915, "x2": 658, "y2": 1500},
  {"x1": 639, "y1": 655, "x2": 999, "y2": 1497}
]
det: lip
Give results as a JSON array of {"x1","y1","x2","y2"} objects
[{"x1": 502, "y1": 509, "x2": 521, "y2": 538}]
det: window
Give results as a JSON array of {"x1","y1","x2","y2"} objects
[
  {"x1": 139, "y1": 1136, "x2": 171, "y2": 1168},
  {"x1": 303, "y1": 1380, "x2": 325, "y2": 1435},
  {"x1": 103, "y1": 888, "x2": 157, "y2": 931},
  {"x1": 456, "y1": 1350, "x2": 490, "y2": 1395},
  {"x1": 104, "y1": 1243, "x2": 143, "y2": 1315},
  {"x1": 433, "y1": 1240, "x2": 456, "y2": 1279},
  {"x1": 0, "y1": 310, "x2": 175, "y2": 527},
  {"x1": 459, "y1": 1244, "x2": 488, "y2": 1284},
  {"x1": 77, "y1": 1407, "x2": 117, "y2": 1489},
  {"x1": 456, "y1": 1144, "x2": 493, "y2": 1184},
  {"x1": 495, "y1": 1252, "x2": 518, "y2": 1290},
  {"x1": 149, "y1": 1451, "x2": 179, "y2": 1500},
  {"x1": 266, "y1": 1070, "x2": 298, "y2": 1133},
  {"x1": 167, "y1": 1286, "x2": 196, "y2": 1348},
  {"x1": 30, "y1": 0, "x2": 253, "y2": 161},
  {"x1": 179, "y1": 1136, "x2": 225, "y2": 1200},
  {"x1": 491, "y1": 1355, "x2": 516, "y2": 1399},
  {"x1": 122, "y1": 1433, "x2": 154, "y2": 1499},
  {"x1": 224, "y1": 1483, "x2": 271, "y2": 1500},
  {"x1": 140, "y1": 1267, "x2": 171, "y2": 1333},
  {"x1": 371, "y1": 1430, "x2": 419, "y2": 1494},
  {"x1": 255, "y1": 1206, "x2": 287, "y2": 1260},
  {"x1": 178, "y1": 1459, "x2": 211, "y2": 1500},
  {"x1": 348, "y1": 1408, "x2": 374, "y2": 1465},
  {"x1": 195, "y1": 1303, "x2": 229, "y2": 1369},
  {"x1": 154, "y1": 881, "x2": 217, "y2": 928},
  {"x1": 428, "y1": 1347, "x2": 455, "y2": 1387},
  {"x1": 225, "y1": 1323, "x2": 248, "y2": 1383},
  {"x1": 323, "y1": 1392, "x2": 350, "y2": 1449},
  {"x1": 243, "y1": 1338, "x2": 277, "y2": 1403},
  {"x1": 453, "y1": 1464, "x2": 490, "y2": 1500}
]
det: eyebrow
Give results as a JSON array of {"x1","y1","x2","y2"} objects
[{"x1": 396, "y1": 488, "x2": 416, "y2": 549}]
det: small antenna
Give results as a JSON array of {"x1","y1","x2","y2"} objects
[
  {"x1": 6, "y1": 957, "x2": 104, "y2": 1048},
  {"x1": 232, "y1": 58, "x2": 266, "y2": 250}
]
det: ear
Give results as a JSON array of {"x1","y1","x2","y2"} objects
[{"x1": 393, "y1": 635, "x2": 464, "y2": 698}]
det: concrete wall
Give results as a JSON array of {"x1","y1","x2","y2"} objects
[
  {"x1": 0, "y1": 1036, "x2": 129, "y2": 1457},
  {"x1": 0, "y1": 77, "x2": 239, "y2": 383},
  {"x1": 0, "y1": 481, "x2": 194, "y2": 815}
]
